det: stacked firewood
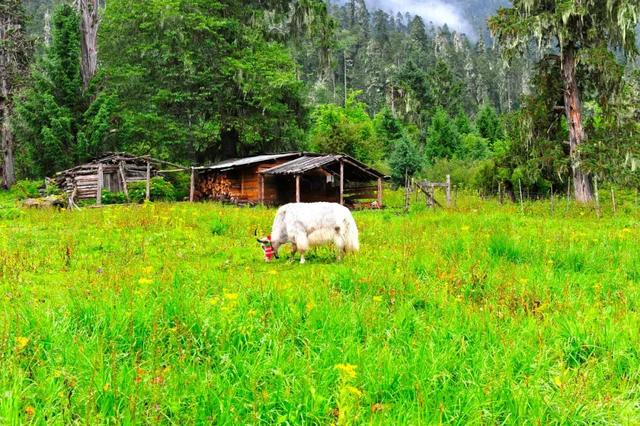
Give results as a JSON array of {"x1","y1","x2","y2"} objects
[{"x1": 196, "y1": 174, "x2": 232, "y2": 200}]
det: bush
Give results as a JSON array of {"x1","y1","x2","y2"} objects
[
  {"x1": 44, "y1": 182, "x2": 63, "y2": 196},
  {"x1": 128, "y1": 177, "x2": 176, "y2": 203},
  {"x1": 423, "y1": 158, "x2": 490, "y2": 190},
  {"x1": 165, "y1": 172, "x2": 191, "y2": 201},
  {"x1": 12, "y1": 180, "x2": 42, "y2": 199},
  {"x1": 102, "y1": 191, "x2": 127, "y2": 205}
]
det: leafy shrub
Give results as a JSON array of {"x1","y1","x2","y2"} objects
[
  {"x1": 165, "y1": 172, "x2": 191, "y2": 201},
  {"x1": 423, "y1": 158, "x2": 490, "y2": 190},
  {"x1": 12, "y1": 180, "x2": 42, "y2": 199},
  {"x1": 44, "y1": 182, "x2": 63, "y2": 196},
  {"x1": 102, "y1": 191, "x2": 127, "y2": 205},
  {"x1": 209, "y1": 218, "x2": 228, "y2": 236},
  {"x1": 128, "y1": 177, "x2": 176, "y2": 203}
]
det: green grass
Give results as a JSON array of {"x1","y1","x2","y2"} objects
[{"x1": 1, "y1": 192, "x2": 640, "y2": 424}]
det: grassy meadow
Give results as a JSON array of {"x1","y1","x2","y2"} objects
[{"x1": 1, "y1": 190, "x2": 640, "y2": 424}]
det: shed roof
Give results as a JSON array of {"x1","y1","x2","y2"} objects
[
  {"x1": 262, "y1": 154, "x2": 385, "y2": 180},
  {"x1": 54, "y1": 152, "x2": 187, "y2": 176},
  {"x1": 193, "y1": 152, "x2": 309, "y2": 171}
]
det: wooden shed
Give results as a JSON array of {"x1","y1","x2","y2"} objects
[
  {"x1": 53, "y1": 153, "x2": 186, "y2": 206},
  {"x1": 193, "y1": 152, "x2": 386, "y2": 208}
]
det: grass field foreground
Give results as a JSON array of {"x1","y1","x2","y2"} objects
[{"x1": 1, "y1": 193, "x2": 640, "y2": 423}]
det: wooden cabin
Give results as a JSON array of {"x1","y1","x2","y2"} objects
[
  {"x1": 53, "y1": 153, "x2": 186, "y2": 206},
  {"x1": 193, "y1": 152, "x2": 386, "y2": 208}
]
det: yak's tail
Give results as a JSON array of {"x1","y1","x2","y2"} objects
[{"x1": 343, "y1": 213, "x2": 360, "y2": 252}]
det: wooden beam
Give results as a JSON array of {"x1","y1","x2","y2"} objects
[
  {"x1": 377, "y1": 177, "x2": 383, "y2": 207},
  {"x1": 446, "y1": 174, "x2": 451, "y2": 207},
  {"x1": 339, "y1": 160, "x2": 344, "y2": 205},
  {"x1": 119, "y1": 161, "x2": 130, "y2": 202},
  {"x1": 96, "y1": 163, "x2": 103, "y2": 206},
  {"x1": 341, "y1": 158, "x2": 381, "y2": 180},
  {"x1": 295, "y1": 174, "x2": 301, "y2": 203},
  {"x1": 189, "y1": 167, "x2": 195, "y2": 202},
  {"x1": 156, "y1": 168, "x2": 187, "y2": 174},
  {"x1": 145, "y1": 161, "x2": 151, "y2": 201}
]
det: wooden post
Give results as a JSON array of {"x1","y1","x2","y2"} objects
[
  {"x1": 189, "y1": 167, "x2": 195, "y2": 202},
  {"x1": 518, "y1": 179, "x2": 524, "y2": 213},
  {"x1": 498, "y1": 182, "x2": 503, "y2": 205},
  {"x1": 96, "y1": 163, "x2": 103, "y2": 206},
  {"x1": 377, "y1": 177, "x2": 383, "y2": 208},
  {"x1": 611, "y1": 186, "x2": 616, "y2": 214},
  {"x1": 594, "y1": 176, "x2": 600, "y2": 218},
  {"x1": 339, "y1": 160, "x2": 344, "y2": 205},
  {"x1": 295, "y1": 174, "x2": 301, "y2": 203},
  {"x1": 403, "y1": 170, "x2": 409, "y2": 213},
  {"x1": 259, "y1": 174, "x2": 264, "y2": 205},
  {"x1": 446, "y1": 174, "x2": 451, "y2": 207},
  {"x1": 119, "y1": 161, "x2": 130, "y2": 202},
  {"x1": 145, "y1": 161, "x2": 151, "y2": 201},
  {"x1": 550, "y1": 184, "x2": 554, "y2": 215}
]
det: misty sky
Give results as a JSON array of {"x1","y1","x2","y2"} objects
[{"x1": 364, "y1": 0, "x2": 474, "y2": 35}]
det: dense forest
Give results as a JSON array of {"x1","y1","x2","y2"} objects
[{"x1": 1, "y1": 0, "x2": 639, "y2": 201}]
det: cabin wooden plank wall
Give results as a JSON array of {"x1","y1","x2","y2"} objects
[{"x1": 60, "y1": 164, "x2": 154, "y2": 199}]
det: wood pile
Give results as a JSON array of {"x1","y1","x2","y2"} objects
[{"x1": 195, "y1": 174, "x2": 233, "y2": 201}]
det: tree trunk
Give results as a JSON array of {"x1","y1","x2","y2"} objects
[
  {"x1": 76, "y1": 0, "x2": 99, "y2": 89},
  {"x1": 562, "y1": 46, "x2": 593, "y2": 202},
  {"x1": 1, "y1": 84, "x2": 16, "y2": 188},
  {"x1": 0, "y1": 28, "x2": 15, "y2": 188}
]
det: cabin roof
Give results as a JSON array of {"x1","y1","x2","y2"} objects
[
  {"x1": 195, "y1": 152, "x2": 384, "y2": 180},
  {"x1": 193, "y1": 152, "x2": 310, "y2": 171},
  {"x1": 261, "y1": 154, "x2": 385, "y2": 180}
]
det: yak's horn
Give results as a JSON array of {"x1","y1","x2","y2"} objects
[{"x1": 254, "y1": 228, "x2": 258, "y2": 236}]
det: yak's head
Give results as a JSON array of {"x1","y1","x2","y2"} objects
[{"x1": 255, "y1": 229, "x2": 279, "y2": 260}]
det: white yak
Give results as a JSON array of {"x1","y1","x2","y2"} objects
[{"x1": 257, "y1": 202, "x2": 359, "y2": 264}]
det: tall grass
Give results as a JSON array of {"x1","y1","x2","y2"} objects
[{"x1": 1, "y1": 193, "x2": 639, "y2": 423}]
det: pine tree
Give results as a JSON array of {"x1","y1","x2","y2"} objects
[
  {"x1": 425, "y1": 108, "x2": 461, "y2": 162},
  {"x1": 14, "y1": 4, "x2": 114, "y2": 178},
  {"x1": 390, "y1": 134, "x2": 422, "y2": 186}
]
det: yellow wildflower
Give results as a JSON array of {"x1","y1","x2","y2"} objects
[
  {"x1": 372, "y1": 296, "x2": 383, "y2": 303},
  {"x1": 335, "y1": 363, "x2": 358, "y2": 380},
  {"x1": 103, "y1": 383, "x2": 110, "y2": 391},
  {"x1": 461, "y1": 225, "x2": 470, "y2": 232},
  {"x1": 224, "y1": 293, "x2": 239, "y2": 301},
  {"x1": 142, "y1": 266, "x2": 153, "y2": 275},
  {"x1": 24, "y1": 406, "x2": 35, "y2": 417},
  {"x1": 305, "y1": 302, "x2": 315, "y2": 312},
  {"x1": 138, "y1": 278, "x2": 152, "y2": 285},
  {"x1": 15, "y1": 336, "x2": 29, "y2": 351}
]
